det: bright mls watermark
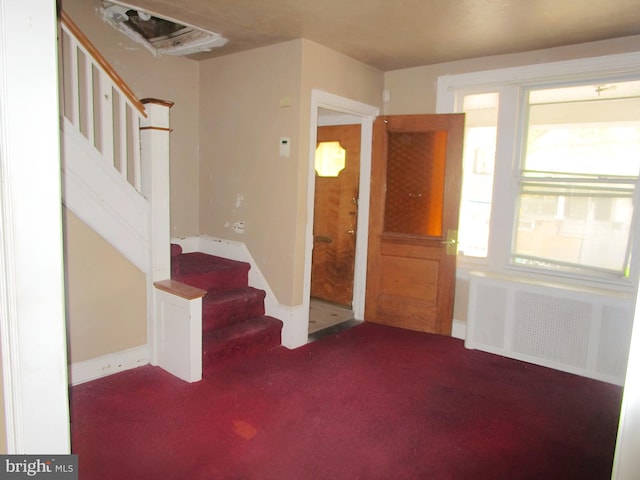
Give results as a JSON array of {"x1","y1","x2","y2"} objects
[{"x1": 0, "y1": 456, "x2": 77, "y2": 479}]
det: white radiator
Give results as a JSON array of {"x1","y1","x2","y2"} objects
[{"x1": 465, "y1": 271, "x2": 635, "y2": 385}]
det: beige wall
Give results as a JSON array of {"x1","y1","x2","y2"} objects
[
  {"x1": 62, "y1": 0, "x2": 200, "y2": 237},
  {"x1": 384, "y1": 35, "x2": 640, "y2": 115},
  {"x1": 300, "y1": 40, "x2": 384, "y2": 108},
  {"x1": 198, "y1": 39, "x2": 383, "y2": 305},
  {"x1": 198, "y1": 40, "x2": 304, "y2": 305},
  {"x1": 64, "y1": 211, "x2": 147, "y2": 363}
]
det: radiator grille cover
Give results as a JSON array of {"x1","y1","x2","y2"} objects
[
  {"x1": 512, "y1": 292, "x2": 591, "y2": 368},
  {"x1": 473, "y1": 284, "x2": 507, "y2": 349},
  {"x1": 598, "y1": 305, "x2": 634, "y2": 379},
  {"x1": 465, "y1": 272, "x2": 633, "y2": 385}
]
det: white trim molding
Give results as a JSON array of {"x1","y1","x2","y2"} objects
[
  {"x1": 305, "y1": 90, "x2": 379, "y2": 338},
  {"x1": 69, "y1": 345, "x2": 149, "y2": 386},
  {"x1": 0, "y1": 0, "x2": 71, "y2": 454},
  {"x1": 436, "y1": 51, "x2": 640, "y2": 113},
  {"x1": 436, "y1": 51, "x2": 640, "y2": 291}
]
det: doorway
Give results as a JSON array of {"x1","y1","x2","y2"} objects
[
  {"x1": 303, "y1": 92, "x2": 379, "y2": 339},
  {"x1": 309, "y1": 123, "x2": 360, "y2": 333}
]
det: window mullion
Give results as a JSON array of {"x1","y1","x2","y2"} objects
[{"x1": 487, "y1": 85, "x2": 522, "y2": 271}]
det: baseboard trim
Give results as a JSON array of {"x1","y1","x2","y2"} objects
[
  {"x1": 69, "y1": 345, "x2": 149, "y2": 386},
  {"x1": 452, "y1": 319, "x2": 466, "y2": 340}
]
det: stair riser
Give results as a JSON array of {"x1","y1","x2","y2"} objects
[
  {"x1": 174, "y1": 271, "x2": 248, "y2": 293},
  {"x1": 172, "y1": 252, "x2": 250, "y2": 293},
  {"x1": 202, "y1": 317, "x2": 283, "y2": 368},
  {"x1": 203, "y1": 329, "x2": 281, "y2": 368},
  {"x1": 203, "y1": 298, "x2": 266, "y2": 331}
]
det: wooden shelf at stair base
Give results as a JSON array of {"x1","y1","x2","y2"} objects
[{"x1": 154, "y1": 279, "x2": 207, "y2": 300}]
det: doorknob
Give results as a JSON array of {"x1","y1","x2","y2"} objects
[
  {"x1": 440, "y1": 230, "x2": 458, "y2": 256},
  {"x1": 347, "y1": 229, "x2": 355, "y2": 235}
]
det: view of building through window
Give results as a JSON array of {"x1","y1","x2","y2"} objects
[
  {"x1": 513, "y1": 81, "x2": 640, "y2": 276},
  {"x1": 458, "y1": 79, "x2": 640, "y2": 279}
]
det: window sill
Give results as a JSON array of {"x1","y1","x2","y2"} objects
[{"x1": 456, "y1": 260, "x2": 636, "y2": 298}]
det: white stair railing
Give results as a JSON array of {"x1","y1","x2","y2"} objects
[
  {"x1": 59, "y1": 11, "x2": 201, "y2": 383},
  {"x1": 59, "y1": 11, "x2": 146, "y2": 195}
]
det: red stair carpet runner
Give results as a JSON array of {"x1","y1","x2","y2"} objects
[
  {"x1": 71, "y1": 322, "x2": 622, "y2": 479},
  {"x1": 171, "y1": 244, "x2": 283, "y2": 369}
]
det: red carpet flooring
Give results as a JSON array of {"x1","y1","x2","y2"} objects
[{"x1": 71, "y1": 323, "x2": 622, "y2": 479}]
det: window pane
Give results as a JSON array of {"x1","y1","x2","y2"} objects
[
  {"x1": 525, "y1": 82, "x2": 640, "y2": 176},
  {"x1": 458, "y1": 93, "x2": 498, "y2": 257},
  {"x1": 513, "y1": 80, "x2": 640, "y2": 277},
  {"x1": 384, "y1": 130, "x2": 446, "y2": 236},
  {"x1": 512, "y1": 180, "x2": 635, "y2": 275}
]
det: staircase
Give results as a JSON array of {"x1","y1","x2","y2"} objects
[
  {"x1": 171, "y1": 245, "x2": 283, "y2": 370},
  {"x1": 60, "y1": 11, "x2": 283, "y2": 382}
]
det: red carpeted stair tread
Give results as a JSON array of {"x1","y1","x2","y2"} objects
[
  {"x1": 203, "y1": 316, "x2": 283, "y2": 367},
  {"x1": 170, "y1": 246, "x2": 284, "y2": 370},
  {"x1": 202, "y1": 287, "x2": 266, "y2": 332},
  {"x1": 172, "y1": 252, "x2": 250, "y2": 292},
  {"x1": 175, "y1": 252, "x2": 249, "y2": 274}
]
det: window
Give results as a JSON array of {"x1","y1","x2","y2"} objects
[
  {"x1": 458, "y1": 93, "x2": 498, "y2": 257},
  {"x1": 513, "y1": 82, "x2": 640, "y2": 278},
  {"x1": 437, "y1": 52, "x2": 640, "y2": 286}
]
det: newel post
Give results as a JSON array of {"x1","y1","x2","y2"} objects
[
  {"x1": 140, "y1": 98, "x2": 174, "y2": 366},
  {"x1": 140, "y1": 98, "x2": 174, "y2": 282}
]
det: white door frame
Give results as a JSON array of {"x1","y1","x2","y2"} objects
[
  {"x1": 302, "y1": 90, "x2": 379, "y2": 336},
  {"x1": 0, "y1": 0, "x2": 71, "y2": 453}
]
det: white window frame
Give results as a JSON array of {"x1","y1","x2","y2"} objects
[{"x1": 436, "y1": 52, "x2": 640, "y2": 291}]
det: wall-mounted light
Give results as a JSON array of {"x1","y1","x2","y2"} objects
[{"x1": 315, "y1": 141, "x2": 346, "y2": 177}]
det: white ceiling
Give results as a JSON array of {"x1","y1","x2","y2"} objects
[{"x1": 114, "y1": 0, "x2": 640, "y2": 71}]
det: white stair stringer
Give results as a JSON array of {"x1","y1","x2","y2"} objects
[{"x1": 60, "y1": 118, "x2": 150, "y2": 273}]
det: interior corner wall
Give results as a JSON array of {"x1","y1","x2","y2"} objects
[
  {"x1": 61, "y1": 0, "x2": 200, "y2": 238},
  {"x1": 299, "y1": 39, "x2": 384, "y2": 109},
  {"x1": 64, "y1": 210, "x2": 147, "y2": 363},
  {"x1": 198, "y1": 40, "x2": 304, "y2": 305}
]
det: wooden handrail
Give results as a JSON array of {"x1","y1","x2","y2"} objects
[
  {"x1": 141, "y1": 98, "x2": 175, "y2": 109},
  {"x1": 59, "y1": 10, "x2": 146, "y2": 117}
]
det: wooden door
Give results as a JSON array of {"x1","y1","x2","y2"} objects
[
  {"x1": 365, "y1": 114, "x2": 464, "y2": 335},
  {"x1": 311, "y1": 124, "x2": 361, "y2": 307}
]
